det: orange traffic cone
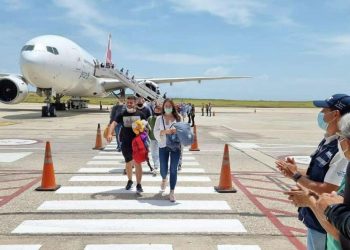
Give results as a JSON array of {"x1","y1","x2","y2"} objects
[
  {"x1": 214, "y1": 144, "x2": 237, "y2": 193},
  {"x1": 93, "y1": 123, "x2": 104, "y2": 150},
  {"x1": 189, "y1": 125, "x2": 200, "y2": 151},
  {"x1": 36, "y1": 141, "x2": 60, "y2": 191}
]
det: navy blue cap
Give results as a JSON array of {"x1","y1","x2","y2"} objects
[{"x1": 313, "y1": 94, "x2": 350, "y2": 114}]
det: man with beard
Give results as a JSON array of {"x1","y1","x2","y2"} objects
[{"x1": 107, "y1": 95, "x2": 146, "y2": 193}]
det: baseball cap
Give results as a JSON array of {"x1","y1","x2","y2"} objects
[{"x1": 313, "y1": 94, "x2": 350, "y2": 115}]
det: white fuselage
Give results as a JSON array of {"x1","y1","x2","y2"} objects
[{"x1": 20, "y1": 35, "x2": 107, "y2": 97}]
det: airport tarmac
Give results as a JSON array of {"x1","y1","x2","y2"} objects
[{"x1": 0, "y1": 103, "x2": 323, "y2": 250}]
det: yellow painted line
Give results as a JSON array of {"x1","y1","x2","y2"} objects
[{"x1": 0, "y1": 121, "x2": 16, "y2": 126}]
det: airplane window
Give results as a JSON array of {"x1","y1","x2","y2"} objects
[
  {"x1": 52, "y1": 47, "x2": 59, "y2": 55},
  {"x1": 21, "y1": 45, "x2": 35, "y2": 51},
  {"x1": 46, "y1": 46, "x2": 54, "y2": 54}
]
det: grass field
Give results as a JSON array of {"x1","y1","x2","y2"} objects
[{"x1": 23, "y1": 93, "x2": 314, "y2": 108}]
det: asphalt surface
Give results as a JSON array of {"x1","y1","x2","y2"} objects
[{"x1": 0, "y1": 103, "x2": 323, "y2": 250}]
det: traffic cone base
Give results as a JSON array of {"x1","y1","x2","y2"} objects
[
  {"x1": 189, "y1": 148, "x2": 200, "y2": 151},
  {"x1": 214, "y1": 185, "x2": 237, "y2": 193},
  {"x1": 36, "y1": 141, "x2": 60, "y2": 192},
  {"x1": 36, "y1": 185, "x2": 61, "y2": 191}
]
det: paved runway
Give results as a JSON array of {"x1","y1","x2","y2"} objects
[{"x1": 0, "y1": 103, "x2": 322, "y2": 250}]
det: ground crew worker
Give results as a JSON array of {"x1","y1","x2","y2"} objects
[{"x1": 277, "y1": 94, "x2": 350, "y2": 250}]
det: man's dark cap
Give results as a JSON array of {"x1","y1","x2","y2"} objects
[{"x1": 313, "y1": 94, "x2": 350, "y2": 115}]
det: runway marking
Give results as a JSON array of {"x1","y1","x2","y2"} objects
[
  {"x1": 0, "y1": 152, "x2": 32, "y2": 163},
  {"x1": 87, "y1": 161, "x2": 200, "y2": 166},
  {"x1": 0, "y1": 245, "x2": 42, "y2": 250},
  {"x1": 78, "y1": 167, "x2": 205, "y2": 173},
  {"x1": 217, "y1": 246, "x2": 261, "y2": 250},
  {"x1": 69, "y1": 175, "x2": 210, "y2": 182},
  {"x1": 56, "y1": 186, "x2": 217, "y2": 194},
  {"x1": 99, "y1": 151, "x2": 193, "y2": 155},
  {"x1": 85, "y1": 245, "x2": 173, "y2": 250},
  {"x1": 0, "y1": 139, "x2": 38, "y2": 146},
  {"x1": 230, "y1": 143, "x2": 260, "y2": 149},
  {"x1": 12, "y1": 219, "x2": 246, "y2": 234},
  {"x1": 93, "y1": 155, "x2": 196, "y2": 160},
  {"x1": 37, "y1": 200, "x2": 231, "y2": 211}
]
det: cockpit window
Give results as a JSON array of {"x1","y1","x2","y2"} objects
[
  {"x1": 21, "y1": 45, "x2": 35, "y2": 51},
  {"x1": 46, "y1": 46, "x2": 59, "y2": 55}
]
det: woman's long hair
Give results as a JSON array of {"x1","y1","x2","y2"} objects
[{"x1": 162, "y1": 98, "x2": 181, "y2": 122}]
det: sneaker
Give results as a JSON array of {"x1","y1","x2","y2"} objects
[
  {"x1": 160, "y1": 179, "x2": 167, "y2": 191},
  {"x1": 125, "y1": 180, "x2": 133, "y2": 190},
  {"x1": 178, "y1": 164, "x2": 182, "y2": 171},
  {"x1": 169, "y1": 190, "x2": 176, "y2": 202},
  {"x1": 136, "y1": 183, "x2": 143, "y2": 193}
]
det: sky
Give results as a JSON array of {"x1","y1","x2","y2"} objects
[{"x1": 1, "y1": 0, "x2": 350, "y2": 101}]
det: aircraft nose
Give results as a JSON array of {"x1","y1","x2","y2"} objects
[{"x1": 20, "y1": 51, "x2": 46, "y2": 83}]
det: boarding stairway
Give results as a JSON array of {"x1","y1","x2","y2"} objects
[{"x1": 95, "y1": 66, "x2": 164, "y2": 102}]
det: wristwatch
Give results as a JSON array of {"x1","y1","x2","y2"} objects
[
  {"x1": 324, "y1": 204, "x2": 337, "y2": 221},
  {"x1": 292, "y1": 172, "x2": 302, "y2": 182}
]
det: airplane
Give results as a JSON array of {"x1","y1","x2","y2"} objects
[{"x1": 0, "y1": 34, "x2": 250, "y2": 117}]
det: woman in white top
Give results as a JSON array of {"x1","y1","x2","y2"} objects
[{"x1": 154, "y1": 99, "x2": 181, "y2": 202}]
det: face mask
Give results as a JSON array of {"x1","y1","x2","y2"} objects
[
  {"x1": 164, "y1": 108, "x2": 173, "y2": 114},
  {"x1": 137, "y1": 103, "x2": 143, "y2": 108},
  {"x1": 126, "y1": 107, "x2": 136, "y2": 113},
  {"x1": 317, "y1": 112, "x2": 328, "y2": 131},
  {"x1": 154, "y1": 112, "x2": 161, "y2": 116}
]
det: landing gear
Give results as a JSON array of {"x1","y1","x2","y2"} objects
[{"x1": 53, "y1": 94, "x2": 66, "y2": 111}]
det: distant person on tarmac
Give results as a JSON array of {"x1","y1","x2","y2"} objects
[
  {"x1": 276, "y1": 94, "x2": 350, "y2": 250},
  {"x1": 208, "y1": 102, "x2": 212, "y2": 117},
  {"x1": 107, "y1": 95, "x2": 146, "y2": 193},
  {"x1": 190, "y1": 104, "x2": 195, "y2": 127},
  {"x1": 206, "y1": 103, "x2": 209, "y2": 116},
  {"x1": 201, "y1": 103, "x2": 204, "y2": 116}
]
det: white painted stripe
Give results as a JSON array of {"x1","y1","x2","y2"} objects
[
  {"x1": 99, "y1": 151, "x2": 193, "y2": 155},
  {"x1": 87, "y1": 161, "x2": 124, "y2": 165},
  {"x1": 0, "y1": 152, "x2": 32, "y2": 163},
  {"x1": 99, "y1": 151, "x2": 123, "y2": 155},
  {"x1": 0, "y1": 245, "x2": 42, "y2": 250},
  {"x1": 78, "y1": 167, "x2": 205, "y2": 174},
  {"x1": 85, "y1": 244, "x2": 172, "y2": 250},
  {"x1": 180, "y1": 162, "x2": 199, "y2": 166},
  {"x1": 230, "y1": 143, "x2": 260, "y2": 149},
  {"x1": 56, "y1": 186, "x2": 217, "y2": 194},
  {"x1": 12, "y1": 219, "x2": 246, "y2": 234},
  {"x1": 70, "y1": 175, "x2": 210, "y2": 182},
  {"x1": 218, "y1": 245, "x2": 261, "y2": 250},
  {"x1": 38, "y1": 200, "x2": 231, "y2": 211},
  {"x1": 93, "y1": 156, "x2": 196, "y2": 160}
]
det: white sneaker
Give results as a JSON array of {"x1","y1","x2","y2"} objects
[
  {"x1": 160, "y1": 179, "x2": 167, "y2": 191},
  {"x1": 169, "y1": 190, "x2": 176, "y2": 202}
]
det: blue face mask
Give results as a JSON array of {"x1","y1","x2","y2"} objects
[{"x1": 317, "y1": 112, "x2": 328, "y2": 131}]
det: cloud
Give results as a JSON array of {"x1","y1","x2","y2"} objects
[
  {"x1": 3, "y1": 0, "x2": 27, "y2": 10},
  {"x1": 52, "y1": 0, "x2": 143, "y2": 47},
  {"x1": 167, "y1": 0, "x2": 298, "y2": 28},
  {"x1": 204, "y1": 66, "x2": 232, "y2": 76},
  {"x1": 131, "y1": 0, "x2": 158, "y2": 13},
  {"x1": 304, "y1": 34, "x2": 350, "y2": 57},
  {"x1": 126, "y1": 51, "x2": 240, "y2": 65}
]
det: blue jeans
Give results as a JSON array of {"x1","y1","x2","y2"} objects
[
  {"x1": 159, "y1": 147, "x2": 180, "y2": 190},
  {"x1": 307, "y1": 228, "x2": 326, "y2": 250}
]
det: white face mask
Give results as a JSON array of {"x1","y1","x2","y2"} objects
[{"x1": 126, "y1": 107, "x2": 136, "y2": 113}]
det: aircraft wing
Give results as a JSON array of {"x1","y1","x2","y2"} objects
[{"x1": 144, "y1": 76, "x2": 251, "y2": 84}]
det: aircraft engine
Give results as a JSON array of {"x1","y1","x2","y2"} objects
[{"x1": 0, "y1": 75, "x2": 29, "y2": 104}]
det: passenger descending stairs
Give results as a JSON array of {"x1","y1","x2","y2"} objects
[{"x1": 95, "y1": 66, "x2": 164, "y2": 102}]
